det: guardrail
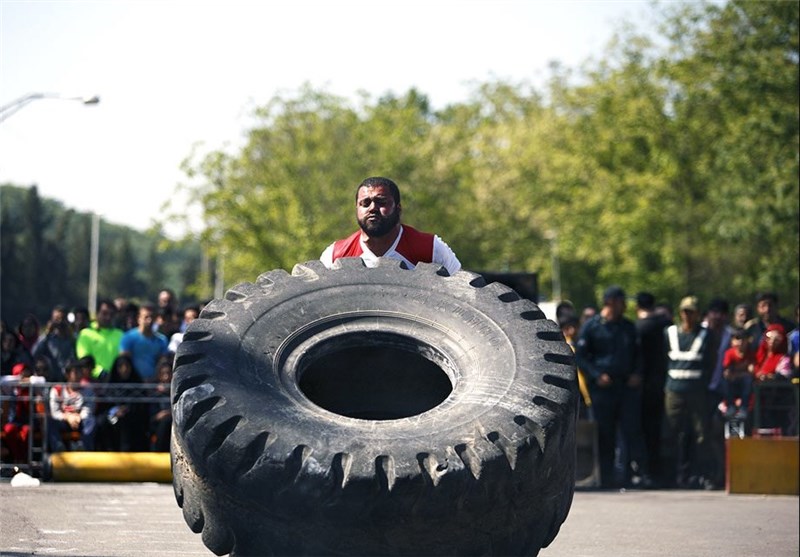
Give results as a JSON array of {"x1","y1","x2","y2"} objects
[
  {"x1": 1, "y1": 379, "x2": 170, "y2": 477},
  {"x1": 752, "y1": 379, "x2": 799, "y2": 436}
]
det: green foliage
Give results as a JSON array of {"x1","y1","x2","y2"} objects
[
  {"x1": 175, "y1": 1, "x2": 798, "y2": 315},
  {"x1": 0, "y1": 184, "x2": 202, "y2": 326}
]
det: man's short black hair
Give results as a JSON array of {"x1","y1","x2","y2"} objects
[
  {"x1": 756, "y1": 291, "x2": 778, "y2": 304},
  {"x1": 636, "y1": 291, "x2": 655, "y2": 310},
  {"x1": 357, "y1": 177, "x2": 401, "y2": 205},
  {"x1": 707, "y1": 297, "x2": 730, "y2": 314}
]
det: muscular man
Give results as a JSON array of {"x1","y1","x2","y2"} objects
[{"x1": 320, "y1": 176, "x2": 461, "y2": 275}]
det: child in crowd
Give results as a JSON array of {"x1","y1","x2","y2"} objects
[{"x1": 721, "y1": 329, "x2": 754, "y2": 419}]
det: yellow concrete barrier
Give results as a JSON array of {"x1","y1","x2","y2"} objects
[
  {"x1": 726, "y1": 437, "x2": 799, "y2": 495},
  {"x1": 46, "y1": 452, "x2": 172, "y2": 483}
]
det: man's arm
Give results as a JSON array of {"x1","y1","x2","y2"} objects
[
  {"x1": 574, "y1": 323, "x2": 600, "y2": 381},
  {"x1": 432, "y1": 235, "x2": 461, "y2": 275},
  {"x1": 319, "y1": 243, "x2": 335, "y2": 269}
]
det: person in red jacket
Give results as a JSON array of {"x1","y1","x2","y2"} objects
[{"x1": 320, "y1": 177, "x2": 461, "y2": 275}]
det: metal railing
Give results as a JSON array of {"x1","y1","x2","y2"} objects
[
  {"x1": 1, "y1": 379, "x2": 170, "y2": 477},
  {"x1": 752, "y1": 379, "x2": 800, "y2": 436}
]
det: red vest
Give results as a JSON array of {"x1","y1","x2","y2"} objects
[{"x1": 331, "y1": 225, "x2": 435, "y2": 265}]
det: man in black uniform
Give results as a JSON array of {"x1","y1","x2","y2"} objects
[
  {"x1": 575, "y1": 286, "x2": 649, "y2": 488},
  {"x1": 635, "y1": 292, "x2": 673, "y2": 487}
]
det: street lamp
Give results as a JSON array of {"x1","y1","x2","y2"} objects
[{"x1": 0, "y1": 92, "x2": 100, "y2": 123}]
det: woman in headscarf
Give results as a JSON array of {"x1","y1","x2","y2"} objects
[
  {"x1": 753, "y1": 324, "x2": 792, "y2": 381},
  {"x1": 752, "y1": 323, "x2": 794, "y2": 433}
]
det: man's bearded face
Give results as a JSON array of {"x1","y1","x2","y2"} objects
[{"x1": 356, "y1": 186, "x2": 401, "y2": 238}]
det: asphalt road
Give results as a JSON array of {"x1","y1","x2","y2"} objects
[{"x1": 1, "y1": 481, "x2": 798, "y2": 556}]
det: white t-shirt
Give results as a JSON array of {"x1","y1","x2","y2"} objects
[{"x1": 320, "y1": 225, "x2": 461, "y2": 275}]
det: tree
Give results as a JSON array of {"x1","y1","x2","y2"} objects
[{"x1": 172, "y1": 1, "x2": 798, "y2": 311}]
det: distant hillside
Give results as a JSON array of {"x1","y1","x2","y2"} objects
[{"x1": 1, "y1": 183, "x2": 204, "y2": 328}]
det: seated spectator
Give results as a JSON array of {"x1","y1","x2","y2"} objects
[
  {"x1": 32, "y1": 355, "x2": 60, "y2": 383},
  {"x1": 95, "y1": 354, "x2": 149, "y2": 452},
  {"x1": 1, "y1": 362, "x2": 42, "y2": 463},
  {"x1": 150, "y1": 357, "x2": 173, "y2": 451},
  {"x1": 721, "y1": 330, "x2": 754, "y2": 419},
  {"x1": 78, "y1": 355, "x2": 97, "y2": 384},
  {"x1": 48, "y1": 360, "x2": 96, "y2": 451}
]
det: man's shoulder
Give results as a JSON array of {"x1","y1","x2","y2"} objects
[
  {"x1": 154, "y1": 331, "x2": 169, "y2": 346},
  {"x1": 121, "y1": 328, "x2": 143, "y2": 343},
  {"x1": 331, "y1": 230, "x2": 363, "y2": 259},
  {"x1": 579, "y1": 315, "x2": 602, "y2": 334},
  {"x1": 400, "y1": 225, "x2": 435, "y2": 240}
]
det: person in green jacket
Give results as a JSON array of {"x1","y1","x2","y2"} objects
[{"x1": 75, "y1": 299, "x2": 123, "y2": 380}]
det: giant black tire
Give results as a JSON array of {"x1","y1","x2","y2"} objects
[{"x1": 171, "y1": 258, "x2": 578, "y2": 557}]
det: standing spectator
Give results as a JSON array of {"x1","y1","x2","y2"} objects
[
  {"x1": 75, "y1": 299, "x2": 123, "y2": 380},
  {"x1": 703, "y1": 298, "x2": 733, "y2": 489},
  {"x1": 662, "y1": 296, "x2": 716, "y2": 490},
  {"x1": 744, "y1": 292, "x2": 796, "y2": 353},
  {"x1": 579, "y1": 306, "x2": 598, "y2": 330},
  {"x1": 155, "y1": 307, "x2": 182, "y2": 340},
  {"x1": 168, "y1": 305, "x2": 200, "y2": 353},
  {"x1": 16, "y1": 314, "x2": 40, "y2": 355},
  {"x1": 655, "y1": 302, "x2": 674, "y2": 322},
  {"x1": 705, "y1": 298, "x2": 733, "y2": 399},
  {"x1": 119, "y1": 304, "x2": 169, "y2": 381},
  {"x1": 118, "y1": 302, "x2": 140, "y2": 332},
  {"x1": 634, "y1": 291, "x2": 672, "y2": 487},
  {"x1": 575, "y1": 286, "x2": 650, "y2": 489},
  {"x1": 70, "y1": 307, "x2": 91, "y2": 337},
  {"x1": 48, "y1": 360, "x2": 96, "y2": 451},
  {"x1": 560, "y1": 315, "x2": 592, "y2": 420},
  {"x1": 157, "y1": 288, "x2": 178, "y2": 314},
  {"x1": 154, "y1": 289, "x2": 179, "y2": 335},
  {"x1": 32, "y1": 317, "x2": 75, "y2": 380},
  {"x1": 733, "y1": 303, "x2": 753, "y2": 331},
  {"x1": 112, "y1": 297, "x2": 130, "y2": 330},
  {"x1": 2, "y1": 330, "x2": 32, "y2": 375}
]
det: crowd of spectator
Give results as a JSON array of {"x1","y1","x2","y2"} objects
[
  {"x1": 3, "y1": 286, "x2": 799, "y2": 490},
  {"x1": 1, "y1": 289, "x2": 202, "y2": 468},
  {"x1": 560, "y1": 289, "x2": 799, "y2": 491}
]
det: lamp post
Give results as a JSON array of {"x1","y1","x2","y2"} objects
[
  {"x1": 0, "y1": 92, "x2": 100, "y2": 123},
  {"x1": 0, "y1": 91, "x2": 101, "y2": 318},
  {"x1": 88, "y1": 213, "x2": 100, "y2": 317}
]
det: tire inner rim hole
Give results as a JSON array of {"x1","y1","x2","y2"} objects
[{"x1": 298, "y1": 344, "x2": 453, "y2": 420}]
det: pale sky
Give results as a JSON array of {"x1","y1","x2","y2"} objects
[{"x1": 0, "y1": 0, "x2": 652, "y2": 235}]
